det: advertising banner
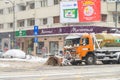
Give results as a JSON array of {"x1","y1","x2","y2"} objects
[
  {"x1": 60, "y1": 2, "x2": 79, "y2": 23},
  {"x1": 77, "y1": 0, "x2": 101, "y2": 22},
  {"x1": 60, "y1": 0, "x2": 101, "y2": 23}
]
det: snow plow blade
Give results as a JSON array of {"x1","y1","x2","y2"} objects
[{"x1": 45, "y1": 56, "x2": 63, "y2": 66}]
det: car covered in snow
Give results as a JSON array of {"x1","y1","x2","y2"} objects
[{"x1": 2, "y1": 49, "x2": 26, "y2": 59}]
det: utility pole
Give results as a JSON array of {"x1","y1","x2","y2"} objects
[
  {"x1": 5, "y1": 0, "x2": 16, "y2": 48},
  {"x1": 115, "y1": 0, "x2": 118, "y2": 29}
]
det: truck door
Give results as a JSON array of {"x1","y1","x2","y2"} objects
[{"x1": 78, "y1": 37, "x2": 91, "y2": 58}]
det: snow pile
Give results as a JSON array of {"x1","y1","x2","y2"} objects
[
  {"x1": 0, "y1": 55, "x2": 48, "y2": 63},
  {"x1": 25, "y1": 55, "x2": 48, "y2": 63},
  {"x1": 0, "y1": 49, "x2": 48, "y2": 63},
  {"x1": 0, "y1": 49, "x2": 49, "y2": 68}
]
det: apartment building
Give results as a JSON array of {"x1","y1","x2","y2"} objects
[{"x1": 0, "y1": 0, "x2": 120, "y2": 55}]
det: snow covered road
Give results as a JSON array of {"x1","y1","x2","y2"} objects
[{"x1": 0, "y1": 57, "x2": 120, "y2": 80}]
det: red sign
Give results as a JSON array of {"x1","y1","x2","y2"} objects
[{"x1": 77, "y1": 0, "x2": 101, "y2": 22}]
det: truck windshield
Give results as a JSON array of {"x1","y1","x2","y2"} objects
[{"x1": 65, "y1": 38, "x2": 80, "y2": 46}]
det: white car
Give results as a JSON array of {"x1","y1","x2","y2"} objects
[{"x1": 2, "y1": 49, "x2": 26, "y2": 59}]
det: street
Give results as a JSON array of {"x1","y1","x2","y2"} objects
[{"x1": 0, "y1": 61, "x2": 120, "y2": 80}]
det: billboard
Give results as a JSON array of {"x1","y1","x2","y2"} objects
[
  {"x1": 60, "y1": 2, "x2": 79, "y2": 23},
  {"x1": 78, "y1": 0, "x2": 101, "y2": 22},
  {"x1": 60, "y1": 0, "x2": 101, "y2": 23}
]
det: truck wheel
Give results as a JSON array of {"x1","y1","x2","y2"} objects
[{"x1": 85, "y1": 54, "x2": 96, "y2": 65}]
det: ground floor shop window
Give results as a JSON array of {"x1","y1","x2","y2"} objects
[
  {"x1": 2, "y1": 38, "x2": 10, "y2": 52},
  {"x1": 49, "y1": 41, "x2": 59, "y2": 55},
  {"x1": 37, "y1": 42, "x2": 44, "y2": 55},
  {"x1": 22, "y1": 42, "x2": 24, "y2": 51}
]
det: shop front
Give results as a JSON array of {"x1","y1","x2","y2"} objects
[
  {"x1": 20, "y1": 26, "x2": 115, "y2": 56},
  {"x1": 0, "y1": 26, "x2": 117, "y2": 55}
]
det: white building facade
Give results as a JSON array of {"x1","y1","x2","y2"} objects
[{"x1": 0, "y1": 0, "x2": 120, "y2": 55}]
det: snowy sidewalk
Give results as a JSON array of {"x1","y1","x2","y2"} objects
[{"x1": 0, "y1": 55, "x2": 48, "y2": 68}]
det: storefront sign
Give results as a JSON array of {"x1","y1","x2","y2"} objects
[
  {"x1": 0, "y1": 26, "x2": 119, "y2": 37},
  {"x1": 39, "y1": 27, "x2": 70, "y2": 35},
  {"x1": 26, "y1": 26, "x2": 115, "y2": 36},
  {"x1": 15, "y1": 30, "x2": 26, "y2": 37},
  {"x1": 70, "y1": 27, "x2": 93, "y2": 33},
  {"x1": 41, "y1": 30, "x2": 53, "y2": 34}
]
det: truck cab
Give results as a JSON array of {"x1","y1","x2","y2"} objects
[{"x1": 64, "y1": 33, "x2": 96, "y2": 65}]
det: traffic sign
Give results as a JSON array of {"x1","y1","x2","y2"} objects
[
  {"x1": 34, "y1": 37, "x2": 38, "y2": 43},
  {"x1": 34, "y1": 25, "x2": 38, "y2": 35}
]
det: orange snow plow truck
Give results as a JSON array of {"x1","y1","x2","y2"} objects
[{"x1": 64, "y1": 33, "x2": 120, "y2": 65}]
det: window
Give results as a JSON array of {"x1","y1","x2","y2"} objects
[
  {"x1": 18, "y1": 4, "x2": 26, "y2": 11},
  {"x1": 53, "y1": 16, "x2": 60, "y2": 23},
  {"x1": 113, "y1": 13, "x2": 116, "y2": 22},
  {"x1": 27, "y1": 2, "x2": 35, "y2": 9},
  {"x1": 27, "y1": 18, "x2": 35, "y2": 26},
  {"x1": 54, "y1": 0, "x2": 60, "y2": 5},
  {"x1": 30, "y1": 3, "x2": 35, "y2": 9},
  {"x1": 118, "y1": 16, "x2": 120, "y2": 23},
  {"x1": 0, "y1": 9, "x2": 3, "y2": 15},
  {"x1": 43, "y1": 18, "x2": 47, "y2": 25},
  {"x1": 8, "y1": 23, "x2": 13, "y2": 28},
  {"x1": 8, "y1": 7, "x2": 13, "y2": 14},
  {"x1": 37, "y1": 42, "x2": 44, "y2": 54},
  {"x1": 82, "y1": 38, "x2": 89, "y2": 45},
  {"x1": 0, "y1": 24, "x2": 4, "y2": 29},
  {"x1": 103, "y1": 0, "x2": 106, "y2": 1},
  {"x1": 49, "y1": 41, "x2": 59, "y2": 55},
  {"x1": 17, "y1": 19, "x2": 25, "y2": 27},
  {"x1": 39, "y1": 0, "x2": 47, "y2": 7},
  {"x1": 39, "y1": 18, "x2": 48, "y2": 25},
  {"x1": 101, "y1": 14, "x2": 107, "y2": 22}
]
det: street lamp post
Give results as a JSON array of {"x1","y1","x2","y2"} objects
[
  {"x1": 108, "y1": 0, "x2": 119, "y2": 33},
  {"x1": 5, "y1": 0, "x2": 16, "y2": 49},
  {"x1": 8, "y1": 34, "x2": 11, "y2": 49}
]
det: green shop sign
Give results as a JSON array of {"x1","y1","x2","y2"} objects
[
  {"x1": 116, "y1": 39, "x2": 120, "y2": 43},
  {"x1": 15, "y1": 30, "x2": 26, "y2": 37}
]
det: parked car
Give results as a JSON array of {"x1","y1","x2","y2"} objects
[{"x1": 2, "y1": 49, "x2": 26, "y2": 59}]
